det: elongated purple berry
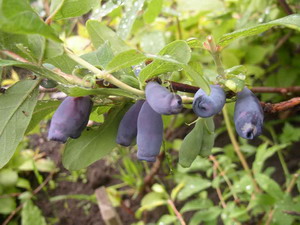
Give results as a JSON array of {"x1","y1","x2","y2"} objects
[
  {"x1": 48, "y1": 96, "x2": 93, "y2": 143},
  {"x1": 137, "y1": 101, "x2": 163, "y2": 162},
  {"x1": 193, "y1": 85, "x2": 225, "y2": 118},
  {"x1": 234, "y1": 87, "x2": 264, "y2": 139},
  {"x1": 116, "y1": 100, "x2": 145, "y2": 146},
  {"x1": 145, "y1": 81, "x2": 182, "y2": 115}
]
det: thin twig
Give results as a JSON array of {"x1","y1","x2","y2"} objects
[
  {"x1": 33, "y1": 171, "x2": 55, "y2": 195},
  {"x1": 65, "y1": 49, "x2": 144, "y2": 96},
  {"x1": 2, "y1": 204, "x2": 24, "y2": 225},
  {"x1": 39, "y1": 87, "x2": 58, "y2": 93},
  {"x1": 261, "y1": 97, "x2": 300, "y2": 113},
  {"x1": 286, "y1": 173, "x2": 299, "y2": 194},
  {"x1": 222, "y1": 105, "x2": 261, "y2": 194},
  {"x1": 277, "y1": 0, "x2": 293, "y2": 15},
  {"x1": 1, "y1": 50, "x2": 30, "y2": 63},
  {"x1": 2, "y1": 50, "x2": 300, "y2": 111},
  {"x1": 213, "y1": 164, "x2": 227, "y2": 208},
  {"x1": 141, "y1": 152, "x2": 165, "y2": 194},
  {"x1": 43, "y1": 0, "x2": 50, "y2": 17},
  {"x1": 251, "y1": 86, "x2": 300, "y2": 94},
  {"x1": 209, "y1": 155, "x2": 239, "y2": 202},
  {"x1": 167, "y1": 199, "x2": 186, "y2": 225},
  {"x1": 1, "y1": 50, "x2": 91, "y2": 87},
  {"x1": 265, "y1": 209, "x2": 275, "y2": 225},
  {"x1": 45, "y1": 0, "x2": 65, "y2": 24},
  {"x1": 176, "y1": 17, "x2": 183, "y2": 40}
]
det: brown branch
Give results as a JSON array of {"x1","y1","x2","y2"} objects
[
  {"x1": 1, "y1": 50, "x2": 30, "y2": 63},
  {"x1": 104, "y1": 75, "x2": 300, "y2": 95},
  {"x1": 32, "y1": 171, "x2": 55, "y2": 195},
  {"x1": 140, "y1": 151, "x2": 165, "y2": 194},
  {"x1": 213, "y1": 164, "x2": 227, "y2": 209},
  {"x1": 283, "y1": 210, "x2": 300, "y2": 216},
  {"x1": 277, "y1": 0, "x2": 293, "y2": 15},
  {"x1": 251, "y1": 86, "x2": 300, "y2": 94},
  {"x1": 261, "y1": 97, "x2": 300, "y2": 113},
  {"x1": 167, "y1": 199, "x2": 186, "y2": 225},
  {"x1": 209, "y1": 155, "x2": 239, "y2": 203},
  {"x1": 39, "y1": 87, "x2": 58, "y2": 93},
  {"x1": 2, "y1": 204, "x2": 23, "y2": 225},
  {"x1": 3, "y1": 50, "x2": 300, "y2": 112}
]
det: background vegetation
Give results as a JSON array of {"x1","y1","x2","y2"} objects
[{"x1": 0, "y1": 0, "x2": 300, "y2": 224}]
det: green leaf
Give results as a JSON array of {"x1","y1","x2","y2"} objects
[
  {"x1": 189, "y1": 206, "x2": 221, "y2": 224},
  {"x1": 90, "y1": 0, "x2": 122, "y2": 19},
  {"x1": 21, "y1": 200, "x2": 46, "y2": 225},
  {"x1": 200, "y1": 117, "x2": 215, "y2": 157},
  {"x1": 50, "y1": 0, "x2": 98, "y2": 20},
  {"x1": 255, "y1": 173, "x2": 284, "y2": 200},
  {"x1": 140, "y1": 31, "x2": 166, "y2": 54},
  {"x1": 50, "y1": 194, "x2": 96, "y2": 202},
  {"x1": 62, "y1": 105, "x2": 131, "y2": 170},
  {"x1": 179, "y1": 120, "x2": 204, "y2": 168},
  {"x1": 139, "y1": 40, "x2": 191, "y2": 83},
  {"x1": 180, "y1": 199, "x2": 213, "y2": 213},
  {"x1": 44, "y1": 39, "x2": 64, "y2": 60},
  {"x1": 183, "y1": 64, "x2": 210, "y2": 94},
  {"x1": 0, "y1": 59, "x2": 69, "y2": 84},
  {"x1": 177, "y1": 0, "x2": 224, "y2": 12},
  {"x1": 106, "y1": 49, "x2": 146, "y2": 72},
  {"x1": 0, "y1": 31, "x2": 47, "y2": 63},
  {"x1": 253, "y1": 143, "x2": 288, "y2": 174},
  {"x1": 81, "y1": 42, "x2": 114, "y2": 69},
  {"x1": 136, "y1": 192, "x2": 167, "y2": 218},
  {"x1": 143, "y1": 0, "x2": 163, "y2": 24},
  {"x1": 59, "y1": 86, "x2": 137, "y2": 99},
  {"x1": 186, "y1": 38, "x2": 203, "y2": 49},
  {"x1": 177, "y1": 176, "x2": 211, "y2": 201},
  {"x1": 279, "y1": 123, "x2": 300, "y2": 144},
  {"x1": 0, "y1": 0, "x2": 60, "y2": 42},
  {"x1": 16, "y1": 178, "x2": 31, "y2": 190},
  {"x1": 117, "y1": 0, "x2": 146, "y2": 40},
  {"x1": 218, "y1": 14, "x2": 300, "y2": 47},
  {"x1": 0, "y1": 80, "x2": 39, "y2": 168},
  {"x1": 158, "y1": 215, "x2": 177, "y2": 225},
  {"x1": 26, "y1": 100, "x2": 60, "y2": 134},
  {"x1": 45, "y1": 54, "x2": 77, "y2": 74},
  {"x1": 273, "y1": 195, "x2": 300, "y2": 225},
  {"x1": 86, "y1": 20, "x2": 130, "y2": 54},
  {"x1": 0, "y1": 169, "x2": 18, "y2": 187},
  {"x1": 0, "y1": 197, "x2": 16, "y2": 214}
]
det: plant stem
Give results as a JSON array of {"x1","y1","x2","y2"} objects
[
  {"x1": 45, "y1": 0, "x2": 65, "y2": 24},
  {"x1": 222, "y1": 105, "x2": 260, "y2": 193},
  {"x1": 277, "y1": 150, "x2": 290, "y2": 184},
  {"x1": 213, "y1": 164, "x2": 227, "y2": 208},
  {"x1": 286, "y1": 173, "x2": 298, "y2": 194},
  {"x1": 1, "y1": 50, "x2": 91, "y2": 87},
  {"x1": 210, "y1": 155, "x2": 239, "y2": 202},
  {"x1": 167, "y1": 199, "x2": 186, "y2": 225},
  {"x1": 206, "y1": 36, "x2": 226, "y2": 78},
  {"x1": 66, "y1": 50, "x2": 145, "y2": 97}
]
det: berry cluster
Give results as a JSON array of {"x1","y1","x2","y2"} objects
[
  {"x1": 47, "y1": 82, "x2": 263, "y2": 162},
  {"x1": 193, "y1": 85, "x2": 264, "y2": 139},
  {"x1": 116, "y1": 81, "x2": 183, "y2": 162}
]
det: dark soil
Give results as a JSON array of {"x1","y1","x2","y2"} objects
[
  {"x1": 25, "y1": 113, "x2": 300, "y2": 225},
  {"x1": 28, "y1": 131, "x2": 138, "y2": 225}
]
